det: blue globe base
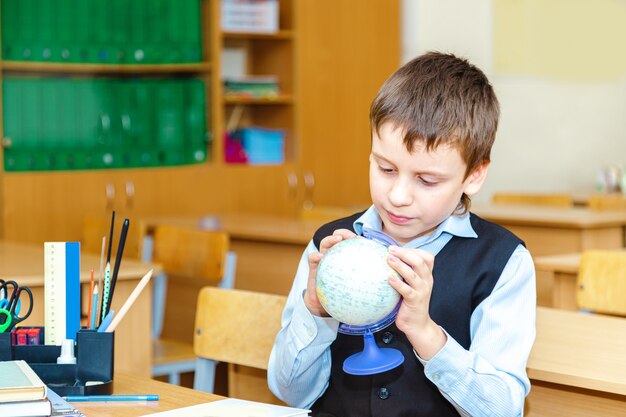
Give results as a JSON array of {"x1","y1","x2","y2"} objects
[{"x1": 342, "y1": 331, "x2": 404, "y2": 375}]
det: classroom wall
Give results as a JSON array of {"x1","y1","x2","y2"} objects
[{"x1": 402, "y1": 0, "x2": 626, "y2": 202}]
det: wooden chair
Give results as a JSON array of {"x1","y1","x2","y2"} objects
[
  {"x1": 588, "y1": 194, "x2": 626, "y2": 211},
  {"x1": 577, "y1": 250, "x2": 626, "y2": 316},
  {"x1": 193, "y1": 287, "x2": 286, "y2": 403},
  {"x1": 151, "y1": 225, "x2": 237, "y2": 385},
  {"x1": 491, "y1": 192, "x2": 574, "y2": 207}
]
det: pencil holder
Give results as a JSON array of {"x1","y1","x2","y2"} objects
[{"x1": 0, "y1": 327, "x2": 114, "y2": 396}]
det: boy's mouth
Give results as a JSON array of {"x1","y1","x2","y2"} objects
[{"x1": 386, "y1": 210, "x2": 413, "y2": 225}]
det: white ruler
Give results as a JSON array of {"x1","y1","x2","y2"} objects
[
  {"x1": 44, "y1": 242, "x2": 80, "y2": 345},
  {"x1": 44, "y1": 242, "x2": 67, "y2": 346}
]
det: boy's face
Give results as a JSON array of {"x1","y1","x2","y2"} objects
[{"x1": 369, "y1": 122, "x2": 488, "y2": 245}]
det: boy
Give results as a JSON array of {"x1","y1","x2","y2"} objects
[{"x1": 267, "y1": 52, "x2": 536, "y2": 417}]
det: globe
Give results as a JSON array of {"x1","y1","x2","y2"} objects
[{"x1": 316, "y1": 238, "x2": 401, "y2": 327}]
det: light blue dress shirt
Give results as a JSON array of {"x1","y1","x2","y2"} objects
[{"x1": 267, "y1": 206, "x2": 536, "y2": 417}]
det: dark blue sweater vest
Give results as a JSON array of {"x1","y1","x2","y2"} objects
[{"x1": 310, "y1": 212, "x2": 523, "y2": 417}]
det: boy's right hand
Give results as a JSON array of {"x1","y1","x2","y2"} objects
[{"x1": 303, "y1": 228, "x2": 358, "y2": 317}]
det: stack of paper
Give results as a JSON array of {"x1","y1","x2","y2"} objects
[
  {"x1": 0, "y1": 360, "x2": 51, "y2": 417},
  {"x1": 140, "y1": 397, "x2": 310, "y2": 417}
]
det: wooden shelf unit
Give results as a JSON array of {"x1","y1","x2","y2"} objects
[{"x1": 0, "y1": 0, "x2": 401, "y2": 244}]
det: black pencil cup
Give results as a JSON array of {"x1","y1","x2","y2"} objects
[{"x1": 0, "y1": 328, "x2": 114, "y2": 396}]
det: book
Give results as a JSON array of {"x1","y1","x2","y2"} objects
[
  {"x1": 139, "y1": 397, "x2": 310, "y2": 417},
  {"x1": 0, "y1": 398, "x2": 51, "y2": 417},
  {"x1": 0, "y1": 360, "x2": 47, "y2": 403}
]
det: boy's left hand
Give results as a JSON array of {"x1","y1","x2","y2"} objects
[{"x1": 386, "y1": 245, "x2": 447, "y2": 360}]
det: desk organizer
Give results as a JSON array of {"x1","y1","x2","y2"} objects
[{"x1": 0, "y1": 328, "x2": 114, "y2": 396}]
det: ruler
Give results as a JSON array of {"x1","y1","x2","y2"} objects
[{"x1": 44, "y1": 242, "x2": 81, "y2": 345}]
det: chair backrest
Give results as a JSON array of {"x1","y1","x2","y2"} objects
[
  {"x1": 194, "y1": 287, "x2": 286, "y2": 370},
  {"x1": 588, "y1": 194, "x2": 626, "y2": 211},
  {"x1": 577, "y1": 250, "x2": 626, "y2": 316},
  {"x1": 152, "y1": 224, "x2": 229, "y2": 283},
  {"x1": 82, "y1": 215, "x2": 144, "y2": 260},
  {"x1": 491, "y1": 192, "x2": 574, "y2": 207},
  {"x1": 152, "y1": 225, "x2": 231, "y2": 342}
]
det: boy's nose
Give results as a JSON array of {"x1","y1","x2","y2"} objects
[{"x1": 388, "y1": 177, "x2": 413, "y2": 206}]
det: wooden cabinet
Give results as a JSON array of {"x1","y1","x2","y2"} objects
[{"x1": 0, "y1": 0, "x2": 400, "y2": 243}]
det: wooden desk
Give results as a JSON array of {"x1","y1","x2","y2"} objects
[
  {"x1": 526, "y1": 307, "x2": 626, "y2": 416},
  {"x1": 0, "y1": 241, "x2": 161, "y2": 376},
  {"x1": 473, "y1": 203, "x2": 626, "y2": 256},
  {"x1": 74, "y1": 373, "x2": 221, "y2": 417}
]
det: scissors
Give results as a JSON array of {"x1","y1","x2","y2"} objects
[{"x1": 0, "y1": 280, "x2": 34, "y2": 333}]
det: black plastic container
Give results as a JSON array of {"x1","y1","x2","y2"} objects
[{"x1": 0, "y1": 327, "x2": 114, "y2": 396}]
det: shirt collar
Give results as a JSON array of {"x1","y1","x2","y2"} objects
[{"x1": 354, "y1": 205, "x2": 477, "y2": 247}]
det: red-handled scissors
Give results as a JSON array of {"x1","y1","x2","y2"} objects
[{"x1": 0, "y1": 280, "x2": 33, "y2": 333}]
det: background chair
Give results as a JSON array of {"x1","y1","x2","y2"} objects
[
  {"x1": 193, "y1": 287, "x2": 286, "y2": 404},
  {"x1": 150, "y1": 224, "x2": 236, "y2": 385},
  {"x1": 577, "y1": 250, "x2": 626, "y2": 316},
  {"x1": 491, "y1": 192, "x2": 574, "y2": 207}
]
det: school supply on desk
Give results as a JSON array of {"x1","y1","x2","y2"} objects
[
  {"x1": 44, "y1": 242, "x2": 81, "y2": 345},
  {"x1": 105, "y1": 269, "x2": 153, "y2": 332},
  {"x1": 138, "y1": 398, "x2": 310, "y2": 417},
  {"x1": 97, "y1": 310, "x2": 115, "y2": 333},
  {"x1": 0, "y1": 360, "x2": 47, "y2": 402},
  {"x1": 64, "y1": 394, "x2": 159, "y2": 402},
  {"x1": 0, "y1": 396, "x2": 52, "y2": 417},
  {"x1": 0, "y1": 280, "x2": 34, "y2": 333},
  {"x1": 100, "y1": 262, "x2": 112, "y2": 324},
  {"x1": 89, "y1": 285, "x2": 99, "y2": 330},
  {"x1": 47, "y1": 389, "x2": 84, "y2": 417},
  {"x1": 106, "y1": 218, "x2": 130, "y2": 315},
  {"x1": 0, "y1": 331, "x2": 115, "y2": 397}
]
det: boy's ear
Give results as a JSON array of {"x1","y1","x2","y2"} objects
[{"x1": 463, "y1": 162, "x2": 489, "y2": 196}]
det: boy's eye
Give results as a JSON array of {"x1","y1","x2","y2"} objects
[
  {"x1": 418, "y1": 177, "x2": 437, "y2": 186},
  {"x1": 379, "y1": 166, "x2": 395, "y2": 174}
]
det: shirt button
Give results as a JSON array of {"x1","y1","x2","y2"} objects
[
  {"x1": 382, "y1": 331, "x2": 394, "y2": 344},
  {"x1": 432, "y1": 373, "x2": 441, "y2": 382},
  {"x1": 377, "y1": 387, "x2": 390, "y2": 400}
]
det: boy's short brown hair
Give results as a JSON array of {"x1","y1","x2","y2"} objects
[{"x1": 370, "y1": 52, "x2": 499, "y2": 212}]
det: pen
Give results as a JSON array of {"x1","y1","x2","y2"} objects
[
  {"x1": 107, "y1": 218, "x2": 129, "y2": 314},
  {"x1": 63, "y1": 394, "x2": 159, "y2": 402}
]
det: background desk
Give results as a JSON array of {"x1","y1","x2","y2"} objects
[
  {"x1": 141, "y1": 213, "x2": 327, "y2": 297},
  {"x1": 0, "y1": 241, "x2": 160, "y2": 376},
  {"x1": 74, "y1": 373, "x2": 221, "y2": 417},
  {"x1": 526, "y1": 307, "x2": 626, "y2": 416},
  {"x1": 473, "y1": 203, "x2": 626, "y2": 256},
  {"x1": 534, "y1": 252, "x2": 582, "y2": 309}
]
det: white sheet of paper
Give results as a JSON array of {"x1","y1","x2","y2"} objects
[{"x1": 139, "y1": 398, "x2": 310, "y2": 417}]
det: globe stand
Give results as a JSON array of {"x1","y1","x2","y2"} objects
[
  {"x1": 342, "y1": 330, "x2": 404, "y2": 375},
  {"x1": 338, "y1": 304, "x2": 404, "y2": 376}
]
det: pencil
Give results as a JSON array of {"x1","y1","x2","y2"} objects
[
  {"x1": 89, "y1": 284, "x2": 99, "y2": 330},
  {"x1": 101, "y1": 262, "x2": 111, "y2": 323},
  {"x1": 106, "y1": 269, "x2": 153, "y2": 333}
]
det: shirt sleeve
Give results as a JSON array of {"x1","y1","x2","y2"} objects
[
  {"x1": 267, "y1": 241, "x2": 340, "y2": 408},
  {"x1": 418, "y1": 244, "x2": 537, "y2": 417}
]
